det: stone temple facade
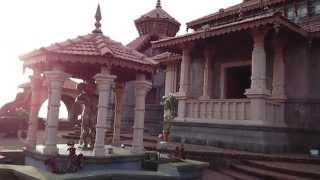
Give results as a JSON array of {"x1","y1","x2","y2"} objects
[
  {"x1": 153, "y1": 0, "x2": 320, "y2": 153},
  {"x1": 122, "y1": 0, "x2": 180, "y2": 135}
]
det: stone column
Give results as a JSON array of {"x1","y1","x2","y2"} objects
[
  {"x1": 94, "y1": 67, "x2": 116, "y2": 157},
  {"x1": 26, "y1": 70, "x2": 42, "y2": 151},
  {"x1": 272, "y1": 37, "x2": 287, "y2": 100},
  {"x1": 164, "y1": 64, "x2": 174, "y2": 96},
  {"x1": 177, "y1": 45, "x2": 192, "y2": 119},
  {"x1": 43, "y1": 68, "x2": 69, "y2": 155},
  {"x1": 131, "y1": 74, "x2": 152, "y2": 154},
  {"x1": 245, "y1": 28, "x2": 271, "y2": 123},
  {"x1": 200, "y1": 47, "x2": 215, "y2": 100},
  {"x1": 112, "y1": 82, "x2": 125, "y2": 146},
  {"x1": 179, "y1": 46, "x2": 192, "y2": 95}
]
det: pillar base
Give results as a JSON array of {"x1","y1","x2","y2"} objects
[
  {"x1": 245, "y1": 88, "x2": 271, "y2": 97},
  {"x1": 131, "y1": 145, "x2": 144, "y2": 154},
  {"x1": 43, "y1": 145, "x2": 58, "y2": 155},
  {"x1": 271, "y1": 94, "x2": 287, "y2": 101},
  {"x1": 25, "y1": 142, "x2": 37, "y2": 152},
  {"x1": 245, "y1": 88, "x2": 271, "y2": 125},
  {"x1": 94, "y1": 146, "x2": 105, "y2": 157}
]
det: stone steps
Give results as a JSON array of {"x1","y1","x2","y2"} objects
[
  {"x1": 160, "y1": 142, "x2": 320, "y2": 165},
  {"x1": 243, "y1": 160, "x2": 320, "y2": 179},
  {"x1": 202, "y1": 169, "x2": 235, "y2": 180},
  {"x1": 217, "y1": 168, "x2": 262, "y2": 180},
  {"x1": 139, "y1": 140, "x2": 320, "y2": 179},
  {"x1": 231, "y1": 164, "x2": 311, "y2": 180}
]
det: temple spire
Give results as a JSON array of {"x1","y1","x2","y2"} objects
[
  {"x1": 156, "y1": 0, "x2": 161, "y2": 8},
  {"x1": 93, "y1": 4, "x2": 102, "y2": 33}
]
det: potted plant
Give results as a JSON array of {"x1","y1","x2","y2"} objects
[{"x1": 161, "y1": 94, "x2": 177, "y2": 142}]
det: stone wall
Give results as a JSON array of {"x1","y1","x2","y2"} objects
[
  {"x1": 285, "y1": 100, "x2": 320, "y2": 130},
  {"x1": 309, "y1": 40, "x2": 320, "y2": 99},
  {"x1": 170, "y1": 121, "x2": 320, "y2": 153},
  {"x1": 282, "y1": 39, "x2": 320, "y2": 130},
  {"x1": 285, "y1": 38, "x2": 309, "y2": 99}
]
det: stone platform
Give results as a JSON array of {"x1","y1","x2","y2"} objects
[
  {"x1": 6, "y1": 143, "x2": 209, "y2": 180},
  {"x1": 169, "y1": 121, "x2": 320, "y2": 153},
  {"x1": 25, "y1": 144, "x2": 144, "y2": 172}
]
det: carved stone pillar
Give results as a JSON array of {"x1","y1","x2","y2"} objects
[
  {"x1": 94, "y1": 67, "x2": 116, "y2": 157},
  {"x1": 164, "y1": 64, "x2": 174, "y2": 96},
  {"x1": 112, "y1": 82, "x2": 125, "y2": 146},
  {"x1": 200, "y1": 47, "x2": 215, "y2": 100},
  {"x1": 179, "y1": 46, "x2": 192, "y2": 95},
  {"x1": 177, "y1": 45, "x2": 192, "y2": 119},
  {"x1": 248, "y1": 28, "x2": 269, "y2": 92},
  {"x1": 26, "y1": 69, "x2": 42, "y2": 151},
  {"x1": 131, "y1": 74, "x2": 152, "y2": 154},
  {"x1": 43, "y1": 68, "x2": 69, "y2": 155},
  {"x1": 245, "y1": 28, "x2": 271, "y2": 123},
  {"x1": 272, "y1": 37, "x2": 287, "y2": 100}
]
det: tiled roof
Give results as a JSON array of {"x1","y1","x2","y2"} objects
[
  {"x1": 187, "y1": 0, "x2": 286, "y2": 29},
  {"x1": 127, "y1": 34, "x2": 153, "y2": 51},
  {"x1": 21, "y1": 33, "x2": 157, "y2": 66},
  {"x1": 153, "y1": 12, "x2": 308, "y2": 49},
  {"x1": 152, "y1": 52, "x2": 181, "y2": 64},
  {"x1": 135, "y1": 6, "x2": 180, "y2": 26}
]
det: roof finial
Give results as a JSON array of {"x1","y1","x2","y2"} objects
[
  {"x1": 93, "y1": 4, "x2": 102, "y2": 33},
  {"x1": 156, "y1": 0, "x2": 161, "y2": 8}
]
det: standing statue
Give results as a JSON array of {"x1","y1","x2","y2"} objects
[{"x1": 75, "y1": 82, "x2": 98, "y2": 149}]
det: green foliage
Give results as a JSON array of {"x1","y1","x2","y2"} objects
[
  {"x1": 161, "y1": 95, "x2": 177, "y2": 132},
  {"x1": 162, "y1": 94, "x2": 177, "y2": 114}
]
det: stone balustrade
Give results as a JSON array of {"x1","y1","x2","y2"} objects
[
  {"x1": 185, "y1": 99, "x2": 251, "y2": 121},
  {"x1": 266, "y1": 101, "x2": 285, "y2": 125}
]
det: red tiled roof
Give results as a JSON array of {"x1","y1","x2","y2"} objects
[
  {"x1": 187, "y1": 0, "x2": 286, "y2": 29},
  {"x1": 153, "y1": 12, "x2": 308, "y2": 49},
  {"x1": 127, "y1": 34, "x2": 153, "y2": 51},
  {"x1": 135, "y1": 7, "x2": 180, "y2": 26},
  {"x1": 21, "y1": 33, "x2": 157, "y2": 68},
  {"x1": 152, "y1": 52, "x2": 181, "y2": 64}
]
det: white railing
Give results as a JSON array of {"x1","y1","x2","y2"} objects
[{"x1": 185, "y1": 99, "x2": 251, "y2": 120}]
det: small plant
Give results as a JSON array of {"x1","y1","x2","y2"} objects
[{"x1": 161, "y1": 94, "x2": 177, "y2": 141}]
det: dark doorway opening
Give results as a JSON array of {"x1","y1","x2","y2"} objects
[{"x1": 226, "y1": 65, "x2": 251, "y2": 99}]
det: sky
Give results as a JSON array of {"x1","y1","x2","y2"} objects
[{"x1": 0, "y1": 0, "x2": 240, "y2": 108}]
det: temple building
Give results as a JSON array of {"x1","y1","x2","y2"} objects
[
  {"x1": 124, "y1": 0, "x2": 180, "y2": 134},
  {"x1": 20, "y1": 4, "x2": 156, "y2": 156},
  {"x1": 153, "y1": 0, "x2": 320, "y2": 153}
]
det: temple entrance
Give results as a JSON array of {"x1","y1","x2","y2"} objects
[{"x1": 225, "y1": 65, "x2": 251, "y2": 99}]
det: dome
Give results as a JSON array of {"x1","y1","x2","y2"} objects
[{"x1": 134, "y1": 0, "x2": 180, "y2": 38}]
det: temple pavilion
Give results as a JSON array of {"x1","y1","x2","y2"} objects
[
  {"x1": 20, "y1": 5, "x2": 156, "y2": 156},
  {"x1": 153, "y1": 0, "x2": 320, "y2": 153}
]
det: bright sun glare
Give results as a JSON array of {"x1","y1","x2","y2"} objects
[{"x1": 38, "y1": 100, "x2": 69, "y2": 121}]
